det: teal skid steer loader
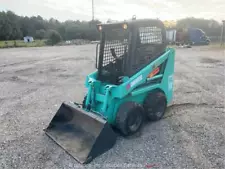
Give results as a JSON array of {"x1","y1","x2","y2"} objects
[{"x1": 44, "y1": 18, "x2": 175, "y2": 164}]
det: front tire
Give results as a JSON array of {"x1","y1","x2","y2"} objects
[
  {"x1": 143, "y1": 91, "x2": 167, "y2": 121},
  {"x1": 116, "y1": 102, "x2": 145, "y2": 136}
]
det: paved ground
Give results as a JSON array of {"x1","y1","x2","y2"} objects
[{"x1": 0, "y1": 45, "x2": 224, "y2": 169}]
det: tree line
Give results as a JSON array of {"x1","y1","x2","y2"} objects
[
  {"x1": 0, "y1": 10, "x2": 101, "y2": 44},
  {"x1": 176, "y1": 17, "x2": 221, "y2": 37},
  {"x1": 0, "y1": 10, "x2": 222, "y2": 43}
]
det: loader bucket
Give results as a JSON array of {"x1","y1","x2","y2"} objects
[{"x1": 44, "y1": 102, "x2": 117, "y2": 164}]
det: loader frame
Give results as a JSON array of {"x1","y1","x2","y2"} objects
[{"x1": 44, "y1": 18, "x2": 175, "y2": 164}]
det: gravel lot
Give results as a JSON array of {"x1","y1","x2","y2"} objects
[{"x1": 0, "y1": 45, "x2": 224, "y2": 169}]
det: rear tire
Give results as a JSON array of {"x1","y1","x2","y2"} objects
[
  {"x1": 143, "y1": 91, "x2": 167, "y2": 121},
  {"x1": 116, "y1": 102, "x2": 144, "y2": 136}
]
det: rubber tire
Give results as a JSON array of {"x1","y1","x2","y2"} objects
[
  {"x1": 143, "y1": 91, "x2": 167, "y2": 121},
  {"x1": 116, "y1": 102, "x2": 145, "y2": 136}
]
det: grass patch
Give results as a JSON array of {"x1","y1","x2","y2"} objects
[
  {"x1": 209, "y1": 42, "x2": 225, "y2": 49},
  {"x1": 0, "y1": 40, "x2": 47, "y2": 48}
]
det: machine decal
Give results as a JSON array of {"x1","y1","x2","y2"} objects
[
  {"x1": 130, "y1": 75, "x2": 143, "y2": 88},
  {"x1": 148, "y1": 67, "x2": 160, "y2": 78},
  {"x1": 168, "y1": 74, "x2": 173, "y2": 91},
  {"x1": 126, "y1": 83, "x2": 131, "y2": 90}
]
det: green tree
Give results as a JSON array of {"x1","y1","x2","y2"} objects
[
  {"x1": 35, "y1": 29, "x2": 46, "y2": 39},
  {"x1": 0, "y1": 11, "x2": 22, "y2": 40},
  {"x1": 0, "y1": 10, "x2": 103, "y2": 41},
  {"x1": 176, "y1": 17, "x2": 221, "y2": 36},
  {"x1": 47, "y1": 30, "x2": 62, "y2": 45}
]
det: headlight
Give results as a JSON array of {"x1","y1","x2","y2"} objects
[
  {"x1": 123, "y1": 23, "x2": 128, "y2": 30},
  {"x1": 98, "y1": 25, "x2": 102, "y2": 31}
]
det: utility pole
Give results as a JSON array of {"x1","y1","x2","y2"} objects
[
  {"x1": 92, "y1": 0, "x2": 94, "y2": 21},
  {"x1": 221, "y1": 20, "x2": 225, "y2": 47}
]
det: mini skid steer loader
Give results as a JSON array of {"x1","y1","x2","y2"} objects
[{"x1": 44, "y1": 18, "x2": 175, "y2": 164}]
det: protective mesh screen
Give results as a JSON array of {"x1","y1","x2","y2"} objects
[
  {"x1": 102, "y1": 29, "x2": 128, "y2": 66},
  {"x1": 138, "y1": 26, "x2": 163, "y2": 44}
]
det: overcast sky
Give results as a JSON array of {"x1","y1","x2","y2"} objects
[{"x1": 1, "y1": 0, "x2": 224, "y2": 22}]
